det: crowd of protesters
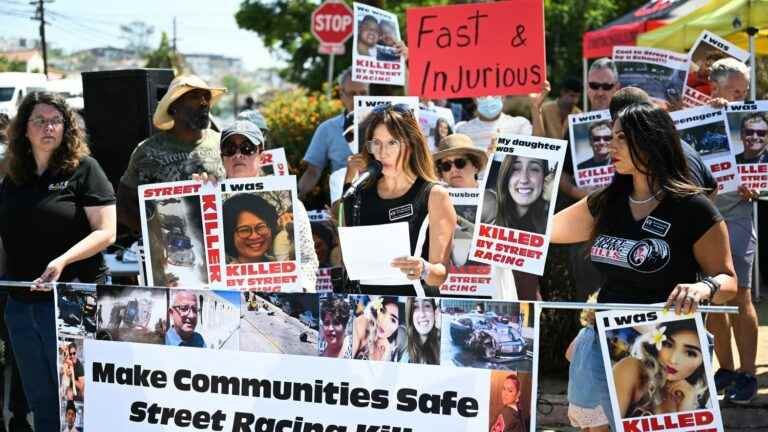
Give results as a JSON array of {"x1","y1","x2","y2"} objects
[{"x1": 0, "y1": 30, "x2": 765, "y2": 432}]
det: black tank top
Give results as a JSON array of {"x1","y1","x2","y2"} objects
[{"x1": 344, "y1": 177, "x2": 435, "y2": 296}]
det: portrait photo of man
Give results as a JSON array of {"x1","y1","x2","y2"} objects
[
  {"x1": 165, "y1": 290, "x2": 206, "y2": 348},
  {"x1": 735, "y1": 113, "x2": 768, "y2": 163},
  {"x1": 577, "y1": 120, "x2": 613, "y2": 169}
]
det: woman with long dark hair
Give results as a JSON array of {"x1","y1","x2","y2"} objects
[
  {"x1": 402, "y1": 298, "x2": 440, "y2": 364},
  {"x1": 0, "y1": 92, "x2": 116, "y2": 431},
  {"x1": 344, "y1": 104, "x2": 456, "y2": 296},
  {"x1": 493, "y1": 155, "x2": 553, "y2": 235},
  {"x1": 551, "y1": 103, "x2": 736, "y2": 427}
]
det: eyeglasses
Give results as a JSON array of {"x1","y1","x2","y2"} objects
[
  {"x1": 591, "y1": 135, "x2": 612, "y2": 143},
  {"x1": 588, "y1": 82, "x2": 616, "y2": 91},
  {"x1": 366, "y1": 138, "x2": 401, "y2": 153},
  {"x1": 29, "y1": 116, "x2": 64, "y2": 128},
  {"x1": 372, "y1": 103, "x2": 412, "y2": 116},
  {"x1": 744, "y1": 128, "x2": 767, "y2": 138},
  {"x1": 437, "y1": 158, "x2": 468, "y2": 172},
  {"x1": 235, "y1": 223, "x2": 271, "y2": 239},
  {"x1": 221, "y1": 141, "x2": 262, "y2": 157},
  {"x1": 172, "y1": 304, "x2": 199, "y2": 315}
]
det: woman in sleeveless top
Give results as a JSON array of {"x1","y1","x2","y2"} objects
[{"x1": 344, "y1": 103, "x2": 456, "y2": 296}]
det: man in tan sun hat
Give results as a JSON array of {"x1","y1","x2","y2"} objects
[
  {"x1": 432, "y1": 133, "x2": 488, "y2": 189},
  {"x1": 117, "y1": 74, "x2": 227, "y2": 233}
]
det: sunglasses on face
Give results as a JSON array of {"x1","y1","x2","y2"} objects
[
  {"x1": 172, "y1": 304, "x2": 198, "y2": 315},
  {"x1": 437, "y1": 158, "x2": 469, "y2": 172},
  {"x1": 221, "y1": 140, "x2": 262, "y2": 157},
  {"x1": 591, "y1": 135, "x2": 612, "y2": 143},
  {"x1": 588, "y1": 81, "x2": 616, "y2": 91},
  {"x1": 235, "y1": 223, "x2": 271, "y2": 239},
  {"x1": 744, "y1": 128, "x2": 767, "y2": 138}
]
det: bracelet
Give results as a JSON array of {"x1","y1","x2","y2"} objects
[
  {"x1": 700, "y1": 277, "x2": 720, "y2": 301},
  {"x1": 420, "y1": 258, "x2": 431, "y2": 281}
]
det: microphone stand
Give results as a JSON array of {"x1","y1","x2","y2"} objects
[{"x1": 344, "y1": 190, "x2": 363, "y2": 294}]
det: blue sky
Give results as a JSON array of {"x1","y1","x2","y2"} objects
[
  {"x1": 213, "y1": 290, "x2": 242, "y2": 306},
  {"x1": 2, "y1": 0, "x2": 285, "y2": 70}
]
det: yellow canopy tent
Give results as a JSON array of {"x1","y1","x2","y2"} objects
[{"x1": 637, "y1": 0, "x2": 768, "y2": 54}]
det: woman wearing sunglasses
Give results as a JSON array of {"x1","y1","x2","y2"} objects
[
  {"x1": 344, "y1": 104, "x2": 456, "y2": 296},
  {"x1": 433, "y1": 133, "x2": 487, "y2": 189},
  {"x1": 215, "y1": 121, "x2": 318, "y2": 290}
]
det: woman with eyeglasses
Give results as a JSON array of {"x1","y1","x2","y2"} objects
[
  {"x1": 215, "y1": 121, "x2": 318, "y2": 290},
  {"x1": 344, "y1": 104, "x2": 456, "y2": 296},
  {"x1": 433, "y1": 133, "x2": 487, "y2": 189},
  {"x1": 0, "y1": 92, "x2": 116, "y2": 431}
]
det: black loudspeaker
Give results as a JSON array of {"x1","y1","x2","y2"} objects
[{"x1": 82, "y1": 69, "x2": 175, "y2": 190}]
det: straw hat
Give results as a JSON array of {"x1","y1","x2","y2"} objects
[
  {"x1": 153, "y1": 75, "x2": 226, "y2": 130},
  {"x1": 432, "y1": 133, "x2": 488, "y2": 171}
]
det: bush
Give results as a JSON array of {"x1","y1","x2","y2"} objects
[{"x1": 262, "y1": 87, "x2": 343, "y2": 174}]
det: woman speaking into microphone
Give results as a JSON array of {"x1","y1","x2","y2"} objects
[{"x1": 343, "y1": 104, "x2": 455, "y2": 296}]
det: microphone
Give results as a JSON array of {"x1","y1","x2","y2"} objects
[{"x1": 342, "y1": 161, "x2": 382, "y2": 200}]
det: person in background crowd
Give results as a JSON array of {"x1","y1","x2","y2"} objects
[
  {"x1": 319, "y1": 295, "x2": 350, "y2": 358},
  {"x1": 199, "y1": 121, "x2": 318, "y2": 290},
  {"x1": 552, "y1": 103, "x2": 737, "y2": 428},
  {"x1": 539, "y1": 77, "x2": 582, "y2": 139},
  {"x1": 577, "y1": 121, "x2": 613, "y2": 169},
  {"x1": 401, "y1": 298, "x2": 440, "y2": 365},
  {"x1": 344, "y1": 103, "x2": 456, "y2": 296},
  {"x1": 312, "y1": 221, "x2": 336, "y2": 268},
  {"x1": 433, "y1": 133, "x2": 487, "y2": 189},
  {"x1": 240, "y1": 95, "x2": 256, "y2": 113},
  {"x1": 165, "y1": 290, "x2": 205, "y2": 348},
  {"x1": 455, "y1": 95, "x2": 532, "y2": 151},
  {"x1": 490, "y1": 373, "x2": 526, "y2": 432},
  {"x1": 299, "y1": 68, "x2": 369, "y2": 198},
  {"x1": 0, "y1": 92, "x2": 116, "y2": 432},
  {"x1": 735, "y1": 113, "x2": 768, "y2": 163},
  {"x1": 558, "y1": 58, "x2": 621, "y2": 301},
  {"x1": 237, "y1": 108, "x2": 274, "y2": 149},
  {"x1": 432, "y1": 117, "x2": 453, "y2": 148},
  {"x1": 704, "y1": 57, "x2": 760, "y2": 404},
  {"x1": 117, "y1": 75, "x2": 226, "y2": 234}
]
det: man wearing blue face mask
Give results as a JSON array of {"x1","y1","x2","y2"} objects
[{"x1": 455, "y1": 96, "x2": 532, "y2": 152}]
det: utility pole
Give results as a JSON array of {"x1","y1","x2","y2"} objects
[
  {"x1": 172, "y1": 16, "x2": 177, "y2": 57},
  {"x1": 31, "y1": 0, "x2": 52, "y2": 77}
]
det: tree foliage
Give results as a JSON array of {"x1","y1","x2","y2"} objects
[
  {"x1": 0, "y1": 56, "x2": 26, "y2": 73},
  {"x1": 144, "y1": 32, "x2": 183, "y2": 72},
  {"x1": 236, "y1": 0, "x2": 647, "y2": 93}
]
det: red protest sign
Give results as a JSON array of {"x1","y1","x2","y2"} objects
[
  {"x1": 407, "y1": 1, "x2": 546, "y2": 99},
  {"x1": 311, "y1": 1, "x2": 354, "y2": 45}
]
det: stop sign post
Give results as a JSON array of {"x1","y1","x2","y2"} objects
[{"x1": 311, "y1": 0, "x2": 353, "y2": 96}]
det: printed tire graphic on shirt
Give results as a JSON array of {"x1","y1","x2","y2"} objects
[{"x1": 591, "y1": 236, "x2": 670, "y2": 274}]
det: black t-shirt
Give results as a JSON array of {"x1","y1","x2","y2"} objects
[
  {"x1": 588, "y1": 193, "x2": 721, "y2": 304},
  {"x1": 0, "y1": 156, "x2": 115, "y2": 302},
  {"x1": 343, "y1": 177, "x2": 435, "y2": 296}
]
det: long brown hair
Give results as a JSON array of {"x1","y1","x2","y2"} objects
[
  {"x1": 588, "y1": 104, "x2": 702, "y2": 240},
  {"x1": 4, "y1": 92, "x2": 90, "y2": 184},
  {"x1": 495, "y1": 155, "x2": 551, "y2": 235},
  {"x1": 361, "y1": 106, "x2": 437, "y2": 186},
  {"x1": 405, "y1": 298, "x2": 440, "y2": 364}
]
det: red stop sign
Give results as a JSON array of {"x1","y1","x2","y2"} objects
[{"x1": 311, "y1": 1, "x2": 354, "y2": 45}]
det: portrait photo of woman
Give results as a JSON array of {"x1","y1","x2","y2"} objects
[
  {"x1": 611, "y1": 319, "x2": 709, "y2": 419},
  {"x1": 402, "y1": 298, "x2": 440, "y2": 365},
  {"x1": 223, "y1": 193, "x2": 280, "y2": 264},
  {"x1": 319, "y1": 295, "x2": 350, "y2": 358},
  {"x1": 484, "y1": 155, "x2": 555, "y2": 235},
  {"x1": 348, "y1": 296, "x2": 404, "y2": 362}
]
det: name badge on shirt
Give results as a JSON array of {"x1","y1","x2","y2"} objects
[
  {"x1": 642, "y1": 216, "x2": 671, "y2": 237},
  {"x1": 389, "y1": 204, "x2": 413, "y2": 221}
]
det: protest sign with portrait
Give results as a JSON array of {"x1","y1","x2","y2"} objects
[
  {"x1": 596, "y1": 309, "x2": 723, "y2": 432},
  {"x1": 419, "y1": 104, "x2": 456, "y2": 152},
  {"x1": 568, "y1": 110, "x2": 614, "y2": 189},
  {"x1": 682, "y1": 31, "x2": 749, "y2": 108},
  {"x1": 352, "y1": 3, "x2": 406, "y2": 86},
  {"x1": 471, "y1": 134, "x2": 567, "y2": 275},
  {"x1": 726, "y1": 101, "x2": 768, "y2": 191},
  {"x1": 353, "y1": 96, "x2": 419, "y2": 153},
  {"x1": 670, "y1": 107, "x2": 740, "y2": 193}
]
